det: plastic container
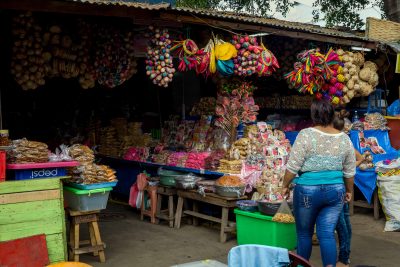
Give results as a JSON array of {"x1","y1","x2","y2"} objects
[
  {"x1": 236, "y1": 200, "x2": 258, "y2": 212},
  {"x1": 234, "y1": 209, "x2": 297, "y2": 250},
  {"x1": 258, "y1": 200, "x2": 293, "y2": 216},
  {"x1": 63, "y1": 186, "x2": 112, "y2": 211},
  {"x1": 65, "y1": 181, "x2": 118, "y2": 190},
  {"x1": 170, "y1": 260, "x2": 227, "y2": 267}
]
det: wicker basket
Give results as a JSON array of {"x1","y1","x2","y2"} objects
[{"x1": 366, "y1": 17, "x2": 400, "y2": 42}]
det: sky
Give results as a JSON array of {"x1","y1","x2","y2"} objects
[{"x1": 271, "y1": 0, "x2": 382, "y2": 27}]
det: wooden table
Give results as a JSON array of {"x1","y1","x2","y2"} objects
[{"x1": 174, "y1": 189, "x2": 246, "y2": 243}]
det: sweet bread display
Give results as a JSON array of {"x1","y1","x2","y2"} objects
[{"x1": 9, "y1": 138, "x2": 49, "y2": 163}]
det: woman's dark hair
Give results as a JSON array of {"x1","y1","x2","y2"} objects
[
  {"x1": 310, "y1": 100, "x2": 335, "y2": 126},
  {"x1": 333, "y1": 110, "x2": 350, "y2": 131}
]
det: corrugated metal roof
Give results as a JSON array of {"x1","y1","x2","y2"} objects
[
  {"x1": 172, "y1": 7, "x2": 367, "y2": 40},
  {"x1": 67, "y1": 1, "x2": 371, "y2": 42},
  {"x1": 70, "y1": 0, "x2": 170, "y2": 9}
]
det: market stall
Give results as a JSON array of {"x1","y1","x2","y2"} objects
[{"x1": 0, "y1": 2, "x2": 399, "y2": 264}]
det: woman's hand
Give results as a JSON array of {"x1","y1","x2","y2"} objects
[
  {"x1": 282, "y1": 186, "x2": 290, "y2": 200},
  {"x1": 345, "y1": 192, "x2": 352, "y2": 203}
]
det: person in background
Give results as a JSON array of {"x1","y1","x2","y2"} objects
[
  {"x1": 282, "y1": 100, "x2": 356, "y2": 267},
  {"x1": 333, "y1": 110, "x2": 363, "y2": 267}
]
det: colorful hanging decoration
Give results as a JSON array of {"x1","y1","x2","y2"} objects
[
  {"x1": 232, "y1": 34, "x2": 261, "y2": 76},
  {"x1": 170, "y1": 39, "x2": 203, "y2": 72},
  {"x1": 231, "y1": 34, "x2": 279, "y2": 77},
  {"x1": 214, "y1": 37, "x2": 237, "y2": 76},
  {"x1": 284, "y1": 49, "x2": 326, "y2": 95},
  {"x1": 95, "y1": 26, "x2": 136, "y2": 88},
  {"x1": 196, "y1": 39, "x2": 212, "y2": 77},
  {"x1": 319, "y1": 48, "x2": 345, "y2": 104},
  {"x1": 258, "y1": 42, "x2": 280, "y2": 76},
  {"x1": 145, "y1": 26, "x2": 175, "y2": 88}
]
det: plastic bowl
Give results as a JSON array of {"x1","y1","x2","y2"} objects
[
  {"x1": 257, "y1": 200, "x2": 293, "y2": 216},
  {"x1": 236, "y1": 200, "x2": 258, "y2": 212}
]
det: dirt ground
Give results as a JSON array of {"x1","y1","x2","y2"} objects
[{"x1": 79, "y1": 203, "x2": 400, "y2": 267}]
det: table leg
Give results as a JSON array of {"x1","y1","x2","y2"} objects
[
  {"x1": 220, "y1": 207, "x2": 229, "y2": 243},
  {"x1": 156, "y1": 193, "x2": 162, "y2": 224},
  {"x1": 175, "y1": 196, "x2": 184, "y2": 229},
  {"x1": 193, "y1": 201, "x2": 199, "y2": 226},
  {"x1": 168, "y1": 195, "x2": 175, "y2": 228},
  {"x1": 184, "y1": 199, "x2": 192, "y2": 225},
  {"x1": 73, "y1": 223, "x2": 80, "y2": 262}
]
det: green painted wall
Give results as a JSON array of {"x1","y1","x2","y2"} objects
[{"x1": 0, "y1": 178, "x2": 67, "y2": 263}]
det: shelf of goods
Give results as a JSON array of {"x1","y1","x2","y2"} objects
[
  {"x1": 96, "y1": 155, "x2": 224, "y2": 198},
  {"x1": 0, "y1": 178, "x2": 67, "y2": 263}
]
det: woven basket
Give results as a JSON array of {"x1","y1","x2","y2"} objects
[{"x1": 366, "y1": 17, "x2": 400, "y2": 42}]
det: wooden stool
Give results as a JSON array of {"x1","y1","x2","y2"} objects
[
  {"x1": 156, "y1": 185, "x2": 177, "y2": 227},
  {"x1": 68, "y1": 210, "x2": 105, "y2": 263},
  {"x1": 140, "y1": 185, "x2": 158, "y2": 224}
]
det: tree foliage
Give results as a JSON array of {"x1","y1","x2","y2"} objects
[{"x1": 176, "y1": 0, "x2": 385, "y2": 30}]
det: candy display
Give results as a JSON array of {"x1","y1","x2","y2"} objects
[
  {"x1": 215, "y1": 80, "x2": 259, "y2": 141},
  {"x1": 9, "y1": 138, "x2": 49, "y2": 163},
  {"x1": 218, "y1": 159, "x2": 242, "y2": 174},
  {"x1": 123, "y1": 147, "x2": 150, "y2": 162},
  {"x1": 190, "y1": 97, "x2": 217, "y2": 116},
  {"x1": 11, "y1": 12, "x2": 46, "y2": 90},
  {"x1": 364, "y1": 113, "x2": 390, "y2": 130},
  {"x1": 95, "y1": 26, "x2": 137, "y2": 88},
  {"x1": 145, "y1": 26, "x2": 175, "y2": 87}
]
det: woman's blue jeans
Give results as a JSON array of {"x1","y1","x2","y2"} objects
[
  {"x1": 336, "y1": 203, "x2": 352, "y2": 264},
  {"x1": 293, "y1": 184, "x2": 345, "y2": 267}
]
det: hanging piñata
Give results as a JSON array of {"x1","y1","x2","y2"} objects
[
  {"x1": 145, "y1": 26, "x2": 175, "y2": 87},
  {"x1": 170, "y1": 39, "x2": 204, "y2": 72},
  {"x1": 231, "y1": 34, "x2": 279, "y2": 77}
]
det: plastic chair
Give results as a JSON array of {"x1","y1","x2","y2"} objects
[
  {"x1": 289, "y1": 251, "x2": 313, "y2": 267},
  {"x1": 228, "y1": 244, "x2": 313, "y2": 267}
]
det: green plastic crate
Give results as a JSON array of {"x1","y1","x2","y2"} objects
[{"x1": 234, "y1": 209, "x2": 297, "y2": 250}]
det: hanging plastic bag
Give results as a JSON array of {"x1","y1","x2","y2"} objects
[
  {"x1": 129, "y1": 182, "x2": 139, "y2": 208},
  {"x1": 272, "y1": 199, "x2": 295, "y2": 223}
]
